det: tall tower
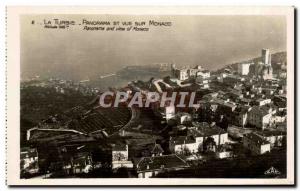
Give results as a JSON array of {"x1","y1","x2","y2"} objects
[
  {"x1": 262, "y1": 49, "x2": 271, "y2": 65},
  {"x1": 261, "y1": 49, "x2": 273, "y2": 80},
  {"x1": 171, "y1": 63, "x2": 176, "y2": 70},
  {"x1": 171, "y1": 63, "x2": 176, "y2": 77}
]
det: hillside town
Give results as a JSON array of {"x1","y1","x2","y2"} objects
[{"x1": 21, "y1": 49, "x2": 287, "y2": 178}]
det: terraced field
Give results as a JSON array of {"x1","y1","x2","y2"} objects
[{"x1": 67, "y1": 107, "x2": 131, "y2": 135}]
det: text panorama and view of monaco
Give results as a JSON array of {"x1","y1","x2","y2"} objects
[{"x1": 20, "y1": 48, "x2": 287, "y2": 178}]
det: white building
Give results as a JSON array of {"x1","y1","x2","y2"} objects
[
  {"x1": 238, "y1": 63, "x2": 251, "y2": 76},
  {"x1": 196, "y1": 69, "x2": 211, "y2": 79},
  {"x1": 216, "y1": 151, "x2": 233, "y2": 159},
  {"x1": 255, "y1": 98, "x2": 272, "y2": 106},
  {"x1": 165, "y1": 105, "x2": 176, "y2": 121},
  {"x1": 271, "y1": 114, "x2": 286, "y2": 124},
  {"x1": 169, "y1": 136, "x2": 198, "y2": 154},
  {"x1": 188, "y1": 66, "x2": 202, "y2": 77},
  {"x1": 176, "y1": 112, "x2": 192, "y2": 124},
  {"x1": 197, "y1": 124, "x2": 229, "y2": 146},
  {"x1": 112, "y1": 144, "x2": 133, "y2": 169},
  {"x1": 171, "y1": 64, "x2": 189, "y2": 81},
  {"x1": 171, "y1": 64, "x2": 209, "y2": 81},
  {"x1": 156, "y1": 105, "x2": 176, "y2": 122},
  {"x1": 177, "y1": 69, "x2": 189, "y2": 81}
]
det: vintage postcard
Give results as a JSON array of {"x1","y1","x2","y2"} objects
[{"x1": 6, "y1": 6, "x2": 294, "y2": 185}]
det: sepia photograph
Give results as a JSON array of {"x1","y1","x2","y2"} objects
[{"x1": 6, "y1": 6, "x2": 295, "y2": 185}]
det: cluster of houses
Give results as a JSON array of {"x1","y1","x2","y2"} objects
[
  {"x1": 160, "y1": 49, "x2": 286, "y2": 130},
  {"x1": 169, "y1": 122, "x2": 229, "y2": 155},
  {"x1": 21, "y1": 123, "x2": 286, "y2": 178},
  {"x1": 200, "y1": 92, "x2": 285, "y2": 130},
  {"x1": 21, "y1": 48, "x2": 288, "y2": 178},
  {"x1": 21, "y1": 77, "x2": 100, "y2": 96},
  {"x1": 111, "y1": 141, "x2": 189, "y2": 178},
  {"x1": 111, "y1": 141, "x2": 188, "y2": 178}
]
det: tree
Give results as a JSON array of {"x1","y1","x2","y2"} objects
[
  {"x1": 217, "y1": 115, "x2": 229, "y2": 131},
  {"x1": 203, "y1": 137, "x2": 216, "y2": 153},
  {"x1": 182, "y1": 146, "x2": 191, "y2": 156}
]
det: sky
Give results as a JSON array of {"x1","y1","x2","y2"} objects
[{"x1": 21, "y1": 15, "x2": 286, "y2": 80}]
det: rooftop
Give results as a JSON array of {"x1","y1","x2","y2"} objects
[
  {"x1": 244, "y1": 133, "x2": 270, "y2": 145},
  {"x1": 188, "y1": 122, "x2": 226, "y2": 137},
  {"x1": 250, "y1": 106, "x2": 271, "y2": 116},
  {"x1": 198, "y1": 125, "x2": 227, "y2": 136},
  {"x1": 137, "y1": 154, "x2": 188, "y2": 172},
  {"x1": 112, "y1": 144, "x2": 127, "y2": 151},
  {"x1": 256, "y1": 130, "x2": 286, "y2": 137},
  {"x1": 151, "y1": 143, "x2": 164, "y2": 155},
  {"x1": 234, "y1": 105, "x2": 250, "y2": 114},
  {"x1": 171, "y1": 136, "x2": 196, "y2": 145}
]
